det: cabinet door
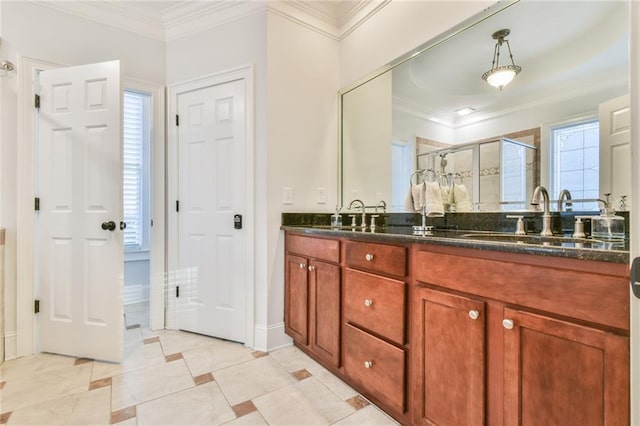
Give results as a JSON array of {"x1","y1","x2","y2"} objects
[
  {"x1": 503, "y1": 308, "x2": 629, "y2": 426},
  {"x1": 412, "y1": 286, "x2": 486, "y2": 426},
  {"x1": 285, "y1": 254, "x2": 309, "y2": 345},
  {"x1": 310, "y1": 260, "x2": 341, "y2": 367}
]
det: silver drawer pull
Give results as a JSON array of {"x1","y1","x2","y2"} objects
[
  {"x1": 365, "y1": 253, "x2": 374, "y2": 261},
  {"x1": 308, "y1": 265, "x2": 315, "y2": 272},
  {"x1": 299, "y1": 263, "x2": 306, "y2": 269},
  {"x1": 364, "y1": 360, "x2": 373, "y2": 369},
  {"x1": 502, "y1": 319, "x2": 515, "y2": 330},
  {"x1": 364, "y1": 299, "x2": 373, "y2": 307},
  {"x1": 468, "y1": 310, "x2": 480, "y2": 320}
]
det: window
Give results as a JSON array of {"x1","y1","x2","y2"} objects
[
  {"x1": 550, "y1": 120, "x2": 599, "y2": 211},
  {"x1": 123, "y1": 90, "x2": 151, "y2": 250}
]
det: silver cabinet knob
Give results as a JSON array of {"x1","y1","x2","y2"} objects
[
  {"x1": 308, "y1": 265, "x2": 315, "y2": 272},
  {"x1": 468, "y1": 310, "x2": 480, "y2": 320},
  {"x1": 365, "y1": 253, "x2": 374, "y2": 261},
  {"x1": 502, "y1": 319, "x2": 515, "y2": 330},
  {"x1": 299, "y1": 263, "x2": 306, "y2": 269},
  {"x1": 364, "y1": 299, "x2": 373, "y2": 307},
  {"x1": 364, "y1": 360, "x2": 373, "y2": 369}
]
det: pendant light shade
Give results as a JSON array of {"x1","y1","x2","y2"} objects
[{"x1": 481, "y1": 29, "x2": 521, "y2": 90}]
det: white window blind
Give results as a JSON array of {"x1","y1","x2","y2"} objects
[{"x1": 123, "y1": 91, "x2": 148, "y2": 249}]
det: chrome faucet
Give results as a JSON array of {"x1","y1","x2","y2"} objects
[
  {"x1": 531, "y1": 186, "x2": 553, "y2": 236},
  {"x1": 557, "y1": 189, "x2": 573, "y2": 212},
  {"x1": 349, "y1": 199, "x2": 366, "y2": 230},
  {"x1": 376, "y1": 200, "x2": 387, "y2": 213}
]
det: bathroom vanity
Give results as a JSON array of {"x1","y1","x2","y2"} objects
[{"x1": 283, "y1": 226, "x2": 629, "y2": 426}]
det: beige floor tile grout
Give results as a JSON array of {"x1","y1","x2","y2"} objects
[{"x1": 1, "y1": 327, "x2": 395, "y2": 426}]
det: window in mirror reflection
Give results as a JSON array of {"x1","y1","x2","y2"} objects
[{"x1": 551, "y1": 120, "x2": 599, "y2": 211}]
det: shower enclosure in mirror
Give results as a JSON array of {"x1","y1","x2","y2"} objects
[{"x1": 416, "y1": 137, "x2": 537, "y2": 212}]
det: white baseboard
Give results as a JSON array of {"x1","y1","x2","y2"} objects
[
  {"x1": 253, "y1": 322, "x2": 292, "y2": 352},
  {"x1": 4, "y1": 332, "x2": 17, "y2": 361}
]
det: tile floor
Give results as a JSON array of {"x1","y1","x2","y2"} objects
[{"x1": 0, "y1": 305, "x2": 398, "y2": 425}]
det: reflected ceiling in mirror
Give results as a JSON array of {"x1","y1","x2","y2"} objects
[{"x1": 392, "y1": 1, "x2": 628, "y2": 134}]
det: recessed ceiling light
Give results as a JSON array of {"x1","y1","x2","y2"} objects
[{"x1": 455, "y1": 107, "x2": 475, "y2": 116}]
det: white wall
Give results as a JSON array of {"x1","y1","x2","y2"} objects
[
  {"x1": 266, "y1": 11, "x2": 340, "y2": 345},
  {"x1": 0, "y1": 1, "x2": 165, "y2": 359},
  {"x1": 339, "y1": 1, "x2": 492, "y2": 88},
  {"x1": 343, "y1": 71, "x2": 392, "y2": 204}
]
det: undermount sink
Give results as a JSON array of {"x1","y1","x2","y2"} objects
[{"x1": 459, "y1": 233, "x2": 606, "y2": 247}]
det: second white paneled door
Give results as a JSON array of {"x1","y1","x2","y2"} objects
[{"x1": 176, "y1": 78, "x2": 247, "y2": 343}]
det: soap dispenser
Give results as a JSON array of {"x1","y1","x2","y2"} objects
[{"x1": 591, "y1": 194, "x2": 625, "y2": 240}]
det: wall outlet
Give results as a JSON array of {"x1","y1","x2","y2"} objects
[
  {"x1": 316, "y1": 187, "x2": 327, "y2": 204},
  {"x1": 282, "y1": 187, "x2": 294, "y2": 205}
]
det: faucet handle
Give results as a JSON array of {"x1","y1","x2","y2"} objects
[
  {"x1": 573, "y1": 215, "x2": 593, "y2": 238},
  {"x1": 506, "y1": 215, "x2": 526, "y2": 235},
  {"x1": 348, "y1": 214, "x2": 357, "y2": 228}
]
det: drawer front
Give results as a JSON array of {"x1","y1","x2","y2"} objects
[
  {"x1": 414, "y1": 249, "x2": 629, "y2": 331},
  {"x1": 344, "y1": 323, "x2": 405, "y2": 413},
  {"x1": 344, "y1": 268, "x2": 406, "y2": 344},
  {"x1": 286, "y1": 234, "x2": 339, "y2": 263},
  {"x1": 345, "y1": 241, "x2": 407, "y2": 277}
]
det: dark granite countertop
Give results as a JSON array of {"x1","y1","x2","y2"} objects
[{"x1": 281, "y1": 224, "x2": 629, "y2": 264}]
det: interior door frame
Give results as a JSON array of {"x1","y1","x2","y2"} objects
[
  {"x1": 166, "y1": 65, "x2": 255, "y2": 348},
  {"x1": 629, "y1": 1, "x2": 639, "y2": 423},
  {"x1": 14, "y1": 56, "x2": 166, "y2": 357}
]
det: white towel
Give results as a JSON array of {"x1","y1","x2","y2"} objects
[
  {"x1": 424, "y1": 181, "x2": 444, "y2": 217},
  {"x1": 403, "y1": 183, "x2": 425, "y2": 212},
  {"x1": 453, "y1": 183, "x2": 472, "y2": 212},
  {"x1": 441, "y1": 185, "x2": 450, "y2": 206}
]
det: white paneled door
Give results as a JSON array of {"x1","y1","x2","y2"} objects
[
  {"x1": 599, "y1": 94, "x2": 631, "y2": 205},
  {"x1": 37, "y1": 61, "x2": 123, "y2": 362},
  {"x1": 176, "y1": 79, "x2": 247, "y2": 343}
]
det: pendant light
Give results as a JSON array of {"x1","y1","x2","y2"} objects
[{"x1": 481, "y1": 29, "x2": 521, "y2": 90}]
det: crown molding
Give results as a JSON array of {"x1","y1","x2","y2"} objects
[
  {"x1": 268, "y1": 1, "x2": 340, "y2": 40},
  {"x1": 163, "y1": 1, "x2": 268, "y2": 41},
  {"x1": 33, "y1": 1, "x2": 166, "y2": 41},
  {"x1": 339, "y1": 0, "x2": 391, "y2": 39},
  {"x1": 31, "y1": 0, "x2": 389, "y2": 43}
]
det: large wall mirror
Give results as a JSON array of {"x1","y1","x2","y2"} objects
[{"x1": 340, "y1": 0, "x2": 630, "y2": 213}]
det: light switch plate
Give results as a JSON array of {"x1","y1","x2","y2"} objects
[
  {"x1": 317, "y1": 187, "x2": 327, "y2": 204},
  {"x1": 282, "y1": 187, "x2": 293, "y2": 205}
]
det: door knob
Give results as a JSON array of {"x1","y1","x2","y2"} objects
[{"x1": 101, "y1": 221, "x2": 116, "y2": 231}]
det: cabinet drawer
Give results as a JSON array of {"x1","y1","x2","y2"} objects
[
  {"x1": 344, "y1": 323, "x2": 405, "y2": 413},
  {"x1": 345, "y1": 241, "x2": 407, "y2": 277},
  {"x1": 286, "y1": 234, "x2": 339, "y2": 263},
  {"x1": 414, "y1": 249, "x2": 629, "y2": 331},
  {"x1": 344, "y1": 268, "x2": 406, "y2": 344}
]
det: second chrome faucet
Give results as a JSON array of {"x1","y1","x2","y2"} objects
[{"x1": 530, "y1": 186, "x2": 553, "y2": 236}]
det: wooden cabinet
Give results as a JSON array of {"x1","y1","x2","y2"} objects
[
  {"x1": 503, "y1": 308, "x2": 629, "y2": 426},
  {"x1": 344, "y1": 240, "x2": 409, "y2": 418},
  {"x1": 344, "y1": 323, "x2": 405, "y2": 413},
  {"x1": 413, "y1": 246, "x2": 629, "y2": 426},
  {"x1": 285, "y1": 254, "x2": 309, "y2": 344},
  {"x1": 285, "y1": 234, "x2": 341, "y2": 367},
  {"x1": 283, "y1": 231, "x2": 629, "y2": 426},
  {"x1": 411, "y1": 286, "x2": 486, "y2": 426}
]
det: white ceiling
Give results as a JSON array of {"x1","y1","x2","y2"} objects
[{"x1": 35, "y1": 0, "x2": 379, "y2": 41}]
